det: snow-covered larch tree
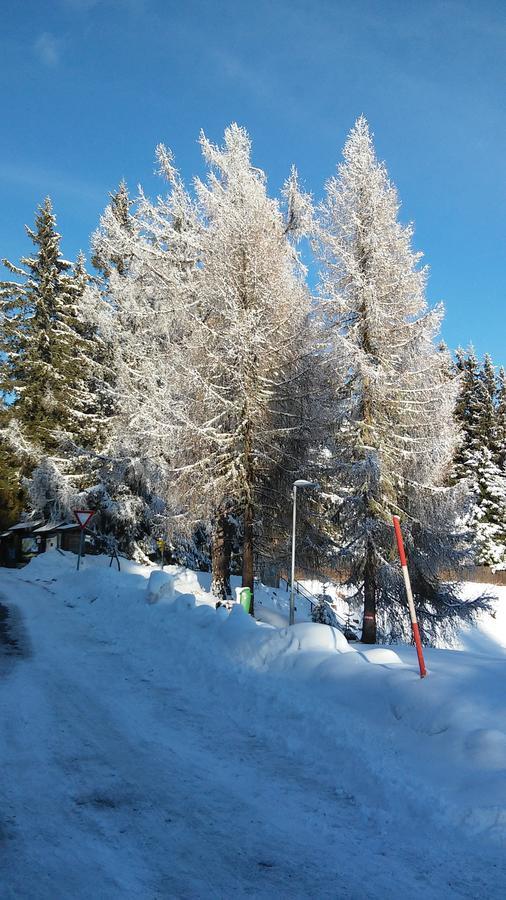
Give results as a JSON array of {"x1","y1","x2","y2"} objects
[
  {"x1": 83, "y1": 152, "x2": 204, "y2": 556},
  {"x1": 96, "y1": 127, "x2": 313, "y2": 599},
  {"x1": 316, "y1": 116, "x2": 487, "y2": 644},
  {"x1": 175, "y1": 125, "x2": 312, "y2": 607}
]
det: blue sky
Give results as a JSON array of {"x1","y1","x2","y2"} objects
[{"x1": 1, "y1": 0, "x2": 505, "y2": 365}]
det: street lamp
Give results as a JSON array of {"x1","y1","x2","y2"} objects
[{"x1": 290, "y1": 479, "x2": 318, "y2": 626}]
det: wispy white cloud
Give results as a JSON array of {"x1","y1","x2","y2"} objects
[
  {"x1": 61, "y1": 0, "x2": 101, "y2": 9},
  {"x1": 209, "y1": 48, "x2": 273, "y2": 104},
  {"x1": 0, "y1": 161, "x2": 105, "y2": 206},
  {"x1": 61, "y1": 0, "x2": 148, "y2": 12},
  {"x1": 34, "y1": 32, "x2": 61, "y2": 68}
]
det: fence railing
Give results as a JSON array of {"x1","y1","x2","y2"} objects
[
  {"x1": 439, "y1": 566, "x2": 506, "y2": 586},
  {"x1": 278, "y1": 576, "x2": 350, "y2": 633}
]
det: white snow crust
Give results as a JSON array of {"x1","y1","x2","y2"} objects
[
  {"x1": 146, "y1": 569, "x2": 175, "y2": 604},
  {"x1": 1, "y1": 552, "x2": 505, "y2": 898}
]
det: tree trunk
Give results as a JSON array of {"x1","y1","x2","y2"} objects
[
  {"x1": 242, "y1": 501, "x2": 254, "y2": 616},
  {"x1": 241, "y1": 409, "x2": 255, "y2": 616},
  {"x1": 211, "y1": 508, "x2": 232, "y2": 602},
  {"x1": 361, "y1": 541, "x2": 377, "y2": 643}
]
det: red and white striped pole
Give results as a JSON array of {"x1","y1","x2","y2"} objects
[{"x1": 392, "y1": 515, "x2": 427, "y2": 679}]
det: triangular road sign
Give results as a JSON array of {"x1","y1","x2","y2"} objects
[{"x1": 73, "y1": 509, "x2": 95, "y2": 529}]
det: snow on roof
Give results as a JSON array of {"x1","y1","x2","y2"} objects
[
  {"x1": 8, "y1": 520, "x2": 44, "y2": 532},
  {"x1": 32, "y1": 522, "x2": 66, "y2": 534},
  {"x1": 16, "y1": 521, "x2": 94, "y2": 535},
  {"x1": 32, "y1": 522, "x2": 95, "y2": 534}
]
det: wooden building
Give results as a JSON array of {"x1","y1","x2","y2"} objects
[
  {"x1": 0, "y1": 520, "x2": 95, "y2": 567},
  {"x1": 0, "y1": 520, "x2": 44, "y2": 567}
]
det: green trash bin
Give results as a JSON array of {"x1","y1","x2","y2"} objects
[{"x1": 239, "y1": 587, "x2": 252, "y2": 614}]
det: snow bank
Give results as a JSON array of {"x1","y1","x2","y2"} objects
[
  {"x1": 5, "y1": 553, "x2": 506, "y2": 857},
  {"x1": 146, "y1": 570, "x2": 175, "y2": 604},
  {"x1": 287, "y1": 621, "x2": 354, "y2": 653},
  {"x1": 144, "y1": 565, "x2": 506, "y2": 843},
  {"x1": 6, "y1": 553, "x2": 506, "y2": 898}
]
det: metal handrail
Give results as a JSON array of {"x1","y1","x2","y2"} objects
[{"x1": 278, "y1": 576, "x2": 349, "y2": 631}]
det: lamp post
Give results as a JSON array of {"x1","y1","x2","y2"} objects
[{"x1": 290, "y1": 479, "x2": 318, "y2": 626}]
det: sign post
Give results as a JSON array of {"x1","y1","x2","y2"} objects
[
  {"x1": 73, "y1": 510, "x2": 95, "y2": 571},
  {"x1": 392, "y1": 515, "x2": 427, "y2": 678},
  {"x1": 109, "y1": 547, "x2": 121, "y2": 571}
]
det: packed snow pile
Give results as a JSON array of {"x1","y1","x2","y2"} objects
[
  {"x1": 146, "y1": 570, "x2": 175, "y2": 604},
  {"x1": 1, "y1": 552, "x2": 505, "y2": 899}
]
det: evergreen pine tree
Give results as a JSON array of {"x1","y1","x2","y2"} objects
[
  {"x1": 453, "y1": 347, "x2": 486, "y2": 480},
  {"x1": 470, "y1": 447, "x2": 506, "y2": 569},
  {"x1": 495, "y1": 366, "x2": 506, "y2": 472},
  {"x1": 0, "y1": 199, "x2": 105, "y2": 454},
  {"x1": 91, "y1": 180, "x2": 134, "y2": 282},
  {"x1": 2, "y1": 198, "x2": 69, "y2": 449},
  {"x1": 453, "y1": 349, "x2": 506, "y2": 569},
  {"x1": 1, "y1": 198, "x2": 116, "y2": 526},
  {"x1": 0, "y1": 403, "x2": 25, "y2": 529},
  {"x1": 481, "y1": 353, "x2": 498, "y2": 454}
]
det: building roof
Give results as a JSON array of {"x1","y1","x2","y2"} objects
[
  {"x1": 4, "y1": 519, "x2": 95, "y2": 538},
  {"x1": 7, "y1": 520, "x2": 44, "y2": 532},
  {"x1": 32, "y1": 522, "x2": 66, "y2": 534},
  {"x1": 33, "y1": 522, "x2": 83, "y2": 533}
]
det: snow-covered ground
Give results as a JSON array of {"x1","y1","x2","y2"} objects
[{"x1": 1, "y1": 552, "x2": 505, "y2": 899}]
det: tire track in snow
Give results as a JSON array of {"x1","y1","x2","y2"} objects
[{"x1": 1, "y1": 574, "x2": 505, "y2": 899}]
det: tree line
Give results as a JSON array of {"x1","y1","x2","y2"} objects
[{"x1": 1, "y1": 118, "x2": 504, "y2": 642}]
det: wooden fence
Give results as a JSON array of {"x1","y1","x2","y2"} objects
[
  {"x1": 439, "y1": 566, "x2": 506, "y2": 587},
  {"x1": 259, "y1": 563, "x2": 506, "y2": 589}
]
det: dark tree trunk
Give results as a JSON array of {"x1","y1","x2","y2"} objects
[
  {"x1": 211, "y1": 509, "x2": 232, "y2": 602},
  {"x1": 361, "y1": 541, "x2": 377, "y2": 643},
  {"x1": 241, "y1": 411, "x2": 255, "y2": 616},
  {"x1": 242, "y1": 501, "x2": 254, "y2": 616}
]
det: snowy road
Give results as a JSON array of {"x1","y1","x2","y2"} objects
[{"x1": 0, "y1": 557, "x2": 505, "y2": 899}]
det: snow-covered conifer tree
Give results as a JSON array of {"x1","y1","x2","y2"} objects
[
  {"x1": 0, "y1": 197, "x2": 71, "y2": 452},
  {"x1": 482, "y1": 354, "x2": 498, "y2": 454},
  {"x1": 83, "y1": 154, "x2": 201, "y2": 555},
  {"x1": 0, "y1": 199, "x2": 118, "y2": 528},
  {"x1": 454, "y1": 349, "x2": 506, "y2": 568},
  {"x1": 496, "y1": 367, "x2": 506, "y2": 472},
  {"x1": 0, "y1": 404, "x2": 25, "y2": 528},
  {"x1": 454, "y1": 348, "x2": 484, "y2": 480},
  {"x1": 469, "y1": 447, "x2": 506, "y2": 569},
  {"x1": 316, "y1": 117, "x2": 485, "y2": 643},
  {"x1": 0, "y1": 199, "x2": 109, "y2": 456},
  {"x1": 90, "y1": 127, "x2": 313, "y2": 598},
  {"x1": 91, "y1": 180, "x2": 133, "y2": 281},
  {"x1": 176, "y1": 126, "x2": 312, "y2": 606}
]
